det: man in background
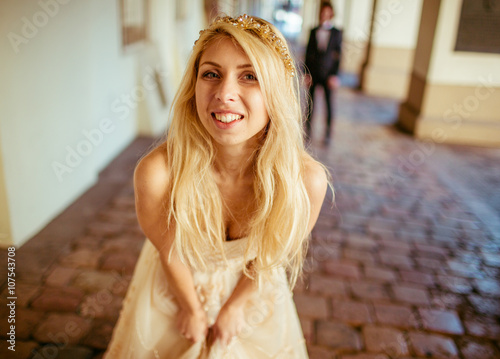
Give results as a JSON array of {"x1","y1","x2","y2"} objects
[{"x1": 305, "y1": 1, "x2": 342, "y2": 145}]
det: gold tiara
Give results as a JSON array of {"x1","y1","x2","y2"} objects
[{"x1": 196, "y1": 14, "x2": 295, "y2": 77}]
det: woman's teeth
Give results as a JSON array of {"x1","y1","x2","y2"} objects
[{"x1": 214, "y1": 113, "x2": 242, "y2": 123}]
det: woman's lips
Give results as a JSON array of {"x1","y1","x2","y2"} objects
[
  {"x1": 213, "y1": 112, "x2": 243, "y2": 123},
  {"x1": 211, "y1": 112, "x2": 244, "y2": 129}
]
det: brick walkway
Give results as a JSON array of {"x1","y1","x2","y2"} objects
[{"x1": 1, "y1": 86, "x2": 499, "y2": 359}]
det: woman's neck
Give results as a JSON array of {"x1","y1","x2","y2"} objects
[{"x1": 213, "y1": 143, "x2": 256, "y2": 183}]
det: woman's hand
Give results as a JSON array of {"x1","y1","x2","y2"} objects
[
  {"x1": 210, "y1": 303, "x2": 246, "y2": 346},
  {"x1": 176, "y1": 307, "x2": 209, "y2": 343}
]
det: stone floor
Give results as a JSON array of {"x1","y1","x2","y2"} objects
[{"x1": 1, "y1": 84, "x2": 499, "y2": 359}]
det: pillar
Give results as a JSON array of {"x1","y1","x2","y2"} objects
[
  {"x1": 359, "y1": 0, "x2": 423, "y2": 99},
  {"x1": 398, "y1": 0, "x2": 500, "y2": 147}
]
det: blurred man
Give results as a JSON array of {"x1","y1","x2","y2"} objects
[{"x1": 305, "y1": 1, "x2": 342, "y2": 145}]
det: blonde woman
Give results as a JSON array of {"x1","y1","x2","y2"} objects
[{"x1": 105, "y1": 15, "x2": 329, "y2": 359}]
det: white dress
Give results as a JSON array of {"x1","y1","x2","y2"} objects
[{"x1": 104, "y1": 237, "x2": 309, "y2": 358}]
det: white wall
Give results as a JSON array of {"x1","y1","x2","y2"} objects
[
  {"x1": 341, "y1": 0, "x2": 421, "y2": 48},
  {"x1": 0, "y1": 0, "x2": 206, "y2": 247},
  {"x1": 342, "y1": 0, "x2": 373, "y2": 44},
  {"x1": 338, "y1": 0, "x2": 373, "y2": 72},
  {"x1": 340, "y1": 0, "x2": 422, "y2": 75},
  {"x1": 87, "y1": 0, "x2": 137, "y2": 173},
  {"x1": 0, "y1": 0, "x2": 105, "y2": 247},
  {"x1": 144, "y1": 0, "x2": 205, "y2": 134},
  {"x1": 371, "y1": 0, "x2": 422, "y2": 48}
]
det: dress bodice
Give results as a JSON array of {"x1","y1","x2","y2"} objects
[{"x1": 206, "y1": 236, "x2": 254, "y2": 269}]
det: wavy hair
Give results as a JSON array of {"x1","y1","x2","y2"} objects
[{"x1": 161, "y1": 16, "x2": 326, "y2": 288}]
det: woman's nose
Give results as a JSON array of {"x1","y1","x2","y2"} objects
[{"x1": 215, "y1": 77, "x2": 238, "y2": 102}]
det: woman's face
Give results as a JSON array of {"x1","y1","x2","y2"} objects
[{"x1": 195, "y1": 37, "x2": 269, "y2": 148}]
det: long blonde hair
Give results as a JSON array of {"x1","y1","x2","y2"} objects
[{"x1": 162, "y1": 16, "x2": 324, "y2": 287}]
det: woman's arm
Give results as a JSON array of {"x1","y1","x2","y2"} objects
[
  {"x1": 210, "y1": 261, "x2": 257, "y2": 346},
  {"x1": 134, "y1": 147, "x2": 208, "y2": 343}
]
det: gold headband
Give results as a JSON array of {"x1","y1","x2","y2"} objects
[{"x1": 196, "y1": 14, "x2": 295, "y2": 77}]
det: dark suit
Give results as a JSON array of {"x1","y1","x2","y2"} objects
[{"x1": 305, "y1": 26, "x2": 342, "y2": 139}]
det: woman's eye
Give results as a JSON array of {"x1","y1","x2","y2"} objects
[
  {"x1": 202, "y1": 71, "x2": 219, "y2": 79},
  {"x1": 243, "y1": 73, "x2": 258, "y2": 81}
]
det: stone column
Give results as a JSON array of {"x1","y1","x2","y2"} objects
[
  {"x1": 398, "y1": 0, "x2": 500, "y2": 147},
  {"x1": 359, "y1": 0, "x2": 423, "y2": 99}
]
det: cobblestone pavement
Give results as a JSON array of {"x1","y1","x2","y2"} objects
[{"x1": 1, "y1": 86, "x2": 499, "y2": 359}]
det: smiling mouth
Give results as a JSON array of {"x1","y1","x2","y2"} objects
[{"x1": 212, "y1": 113, "x2": 243, "y2": 123}]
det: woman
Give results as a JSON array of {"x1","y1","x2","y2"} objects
[{"x1": 105, "y1": 15, "x2": 329, "y2": 358}]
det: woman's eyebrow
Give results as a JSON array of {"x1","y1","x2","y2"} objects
[
  {"x1": 200, "y1": 61, "x2": 220, "y2": 68},
  {"x1": 199, "y1": 61, "x2": 253, "y2": 69}
]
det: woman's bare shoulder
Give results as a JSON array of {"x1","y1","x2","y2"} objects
[
  {"x1": 303, "y1": 154, "x2": 328, "y2": 196},
  {"x1": 302, "y1": 154, "x2": 329, "y2": 232},
  {"x1": 134, "y1": 144, "x2": 170, "y2": 200},
  {"x1": 134, "y1": 144, "x2": 176, "y2": 247}
]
